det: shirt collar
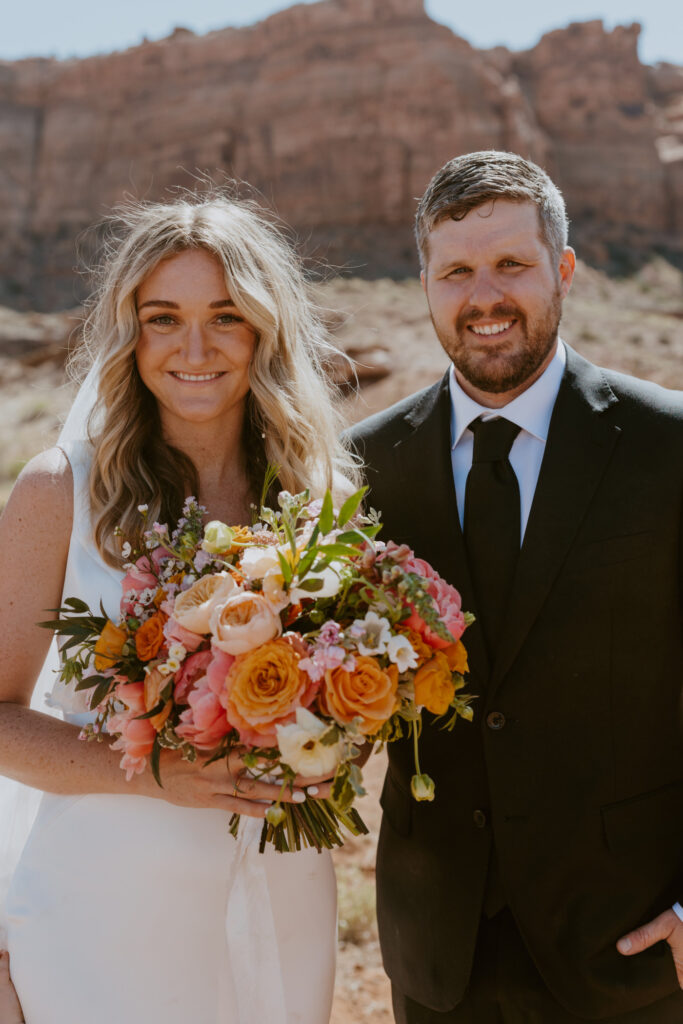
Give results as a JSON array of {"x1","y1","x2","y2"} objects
[{"x1": 449, "y1": 339, "x2": 566, "y2": 449}]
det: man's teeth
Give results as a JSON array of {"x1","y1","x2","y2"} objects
[
  {"x1": 173, "y1": 372, "x2": 223, "y2": 381},
  {"x1": 470, "y1": 321, "x2": 513, "y2": 336}
]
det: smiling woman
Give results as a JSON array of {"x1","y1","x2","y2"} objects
[{"x1": 0, "y1": 189, "x2": 358, "y2": 1024}]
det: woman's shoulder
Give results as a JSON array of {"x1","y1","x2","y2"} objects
[{"x1": 5, "y1": 447, "x2": 73, "y2": 522}]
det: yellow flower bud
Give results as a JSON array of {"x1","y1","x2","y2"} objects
[
  {"x1": 265, "y1": 804, "x2": 287, "y2": 827},
  {"x1": 202, "y1": 521, "x2": 235, "y2": 554},
  {"x1": 411, "y1": 773, "x2": 435, "y2": 802}
]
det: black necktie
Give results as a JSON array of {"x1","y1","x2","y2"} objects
[{"x1": 464, "y1": 417, "x2": 521, "y2": 659}]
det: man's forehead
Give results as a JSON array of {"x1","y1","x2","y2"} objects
[{"x1": 427, "y1": 199, "x2": 544, "y2": 263}]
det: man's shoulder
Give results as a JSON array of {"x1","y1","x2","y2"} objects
[
  {"x1": 601, "y1": 365, "x2": 683, "y2": 423},
  {"x1": 346, "y1": 378, "x2": 444, "y2": 448},
  {"x1": 567, "y1": 345, "x2": 683, "y2": 424}
]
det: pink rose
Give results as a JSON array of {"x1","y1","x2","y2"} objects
[
  {"x1": 120, "y1": 555, "x2": 159, "y2": 616},
  {"x1": 176, "y1": 654, "x2": 234, "y2": 750},
  {"x1": 107, "y1": 682, "x2": 156, "y2": 779},
  {"x1": 163, "y1": 616, "x2": 205, "y2": 652},
  {"x1": 404, "y1": 574, "x2": 465, "y2": 649},
  {"x1": 173, "y1": 649, "x2": 214, "y2": 703}
]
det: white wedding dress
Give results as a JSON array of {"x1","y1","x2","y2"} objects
[{"x1": 4, "y1": 439, "x2": 337, "y2": 1024}]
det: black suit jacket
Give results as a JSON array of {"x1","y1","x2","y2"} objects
[{"x1": 347, "y1": 346, "x2": 683, "y2": 1019}]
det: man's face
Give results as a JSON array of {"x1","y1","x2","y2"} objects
[{"x1": 421, "y1": 200, "x2": 575, "y2": 406}]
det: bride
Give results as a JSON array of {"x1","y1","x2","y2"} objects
[{"x1": 0, "y1": 193, "x2": 359, "y2": 1023}]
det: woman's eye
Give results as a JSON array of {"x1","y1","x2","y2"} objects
[
  {"x1": 216, "y1": 314, "x2": 243, "y2": 325},
  {"x1": 148, "y1": 315, "x2": 175, "y2": 326}
]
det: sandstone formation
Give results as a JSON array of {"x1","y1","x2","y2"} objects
[{"x1": 1, "y1": 0, "x2": 682, "y2": 310}]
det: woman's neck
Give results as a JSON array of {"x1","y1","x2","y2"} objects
[{"x1": 163, "y1": 419, "x2": 255, "y2": 526}]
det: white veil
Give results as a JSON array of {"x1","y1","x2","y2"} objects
[{"x1": 0, "y1": 362, "x2": 101, "y2": 946}]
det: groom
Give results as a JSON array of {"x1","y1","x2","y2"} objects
[{"x1": 348, "y1": 151, "x2": 683, "y2": 1022}]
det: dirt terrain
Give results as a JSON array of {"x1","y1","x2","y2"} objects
[{"x1": 0, "y1": 262, "x2": 681, "y2": 1020}]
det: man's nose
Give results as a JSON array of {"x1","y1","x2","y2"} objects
[{"x1": 467, "y1": 269, "x2": 504, "y2": 309}]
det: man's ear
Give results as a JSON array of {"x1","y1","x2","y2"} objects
[{"x1": 558, "y1": 247, "x2": 576, "y2": 297}]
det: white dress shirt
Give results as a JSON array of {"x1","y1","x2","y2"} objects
[{"x1": 449, "y1": 340, "x2": 567, "y2": 543}]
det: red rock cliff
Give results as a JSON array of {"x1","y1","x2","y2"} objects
[{"x1": 0, "y1": 0, "x2": 681, "y2": 309}]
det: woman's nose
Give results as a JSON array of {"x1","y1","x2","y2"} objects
[{"x1": 183, "y1": 322, "x2": 212, "y2": 364}]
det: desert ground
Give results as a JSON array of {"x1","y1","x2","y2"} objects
[{"x1": 0, "y1": 261, "x2": 681, "y2": 1020}]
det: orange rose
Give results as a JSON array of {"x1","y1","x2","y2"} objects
[
  {"x1": 94, "y1": 620, "x2": 128, "y2": 671},
  {"x1": 443, "y1": 640, "x2": 469, "y2": 675},
  {"x1": 135, "y1": 611, "x2": 166, "y2": 662},
  {"x1": 144, "y1": 667, "x2": 172, "y2": 732},
  {"x1": 224, "y1": 637, "x2": 312, "y2": 747},
  {"x1": 320, "y1": 656, "x2": 398, "y2": 736},
  {"x1": 414, "y1": 651, "x2": 455, "y2": 716}
]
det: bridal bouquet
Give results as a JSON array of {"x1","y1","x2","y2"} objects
[{"x1": 42, "y1": 482, "x2": 473, "y2": 852}]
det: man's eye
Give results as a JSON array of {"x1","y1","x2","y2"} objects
[
  {"x1": 501, "y1": 260, "x2": 522, "y2": 268},
  {"x1": 448, "y1": 266, "x2": 470, "y2": 276}
]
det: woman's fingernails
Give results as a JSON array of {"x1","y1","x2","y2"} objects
[
  {"x1": 307, "y1": 785, "x2": 319, "y2": 796},
  {"x1": 618, "y1": 937, "x2": 632, "y2": 953},
  {"x1": 292, "y1": 790, "x2": 307, "y2": 803}
]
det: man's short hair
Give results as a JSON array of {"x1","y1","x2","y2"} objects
[{"x1": 415, "y1": 151, "x2": 569, "y2": 268}]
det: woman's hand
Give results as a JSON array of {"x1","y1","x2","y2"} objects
[
  {"x1": 147, "y1": 749, "x2": 335, "y2": 818},
  {"x1": 0, "y1": 951, "x2": 24, "y2": 1023}
]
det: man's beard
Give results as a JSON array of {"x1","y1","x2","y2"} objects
[{"x1": 431, "y1": 287, "x2": 563, "y2": 395}]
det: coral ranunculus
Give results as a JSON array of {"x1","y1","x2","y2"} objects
[
  {"x1": 93, "y1": 620, "x2": 128, "y2": 671},
  {"x1": 143, "y1": 667, "x2": 172, "y2": 732},
  {"x1": 414, "y1": 651, "x2": 456, "y2": 716},
  {"x1": 320, "y1": 656, "x2": 398, "y2": 736},
  {"x1": 221, "y1": 638, "x2": 316, "y2": 747},
  {"x1": 135, "y1": 611, "x2": 166, "y2": 662}
]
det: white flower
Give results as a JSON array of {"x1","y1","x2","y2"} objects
[
  {"x1": 290, "y1": 563, "x2": 344, "y2": 603},
  {"x1": 165, "y1": 657, "x2": 181, "y2": 673},
  {"x1": 134, "y1": 603, "x2": 144, "y2": 618},
  {"x1": 137, "y1": 504, "x2": 149, "y2": 514},
  {"x1": 168, "y1": 642, "x2": 187, "y2": 661},
  {"x1": 240, "y1": 545, "x2": 281, "y2": 580},
  {"x1": 157, "y1": 662, "x2": 173, "y2": 676},
  {"x1": 121, "y1": 541, "x2": 132, "y2": 559},
  {"x1": 350, "y1": 610, "x2": 392, "y2": 656},
  {"x1": 386, "y1": 633, "x2": 419, "y2": 673},
  {"x1": 276, "y1": 708, "x2": 344, "y2": 777}
]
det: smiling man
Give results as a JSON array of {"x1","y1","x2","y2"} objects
[{"x1": 348, "y1": 151, "x2": 683, "y2": 1022}]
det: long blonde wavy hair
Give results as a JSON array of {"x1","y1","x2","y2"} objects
[{"x1": 75, "y1": 192, "x2": 360, "y2": 566}]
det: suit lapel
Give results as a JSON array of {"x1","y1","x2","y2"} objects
[
  {"x1": 490, "y1": 347, "x2": 621, "y2": 694},
  {"x1": 393, "y1": 373, "x2": 491, "y2": 683}
]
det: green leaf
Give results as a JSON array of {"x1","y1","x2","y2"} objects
[
  {"x1": 318, "y1": 490, "x2": 334, "y2": 536},
  {"x1": 150, "y1": 738, "x2": 163, "y2": 788},
  {"x1": 64, "y1": 597, "x2": 91, "y2": 613},
  {"x1": 89, "y1": 678, "x2": 114, "y2": 710},
  {"x1": 136, "y1": 701, "x2": 166, "y2": 720},
  {"x1": 74, "y1": 673, "x2": 109, "y2": 693},
  {"x1": 337, "y1": 486, "x2": 367, "y2": 527},
  {"x1": 335, "y1": 529, "x2": 368, "y2": 546},
  {"x1": 276, "y1": 549, "x2": 293, "y2": 585},
  {"x1": 315, "y1": 543, "x2": 359, "y2": 559},
  {"x1": 295, "y1": 577, "x2": 324, "y2": 593}
]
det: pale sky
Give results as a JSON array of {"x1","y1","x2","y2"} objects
[{"x1": 2, "y1": 0, "x2": 681, "y2": 66}]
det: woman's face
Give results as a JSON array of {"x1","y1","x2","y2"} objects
[{"x1": 135, "y1": 248, "x2": 257, "y2": 435}]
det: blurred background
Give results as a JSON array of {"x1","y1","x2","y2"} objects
[{"x1": 2, "y1": 2, "x2": 682, "y2": 1018}]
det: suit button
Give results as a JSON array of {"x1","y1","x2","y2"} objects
[
  {"x1": 473, "y1": 809, "x2": 487, "y2": 828},
  {"x1": 486, "y1": 711, "x2": 506, "y2": 730}
]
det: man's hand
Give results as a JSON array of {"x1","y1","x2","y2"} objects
[{"x1": 617, "y1": 908, "x2": 683, "y2": 987}]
